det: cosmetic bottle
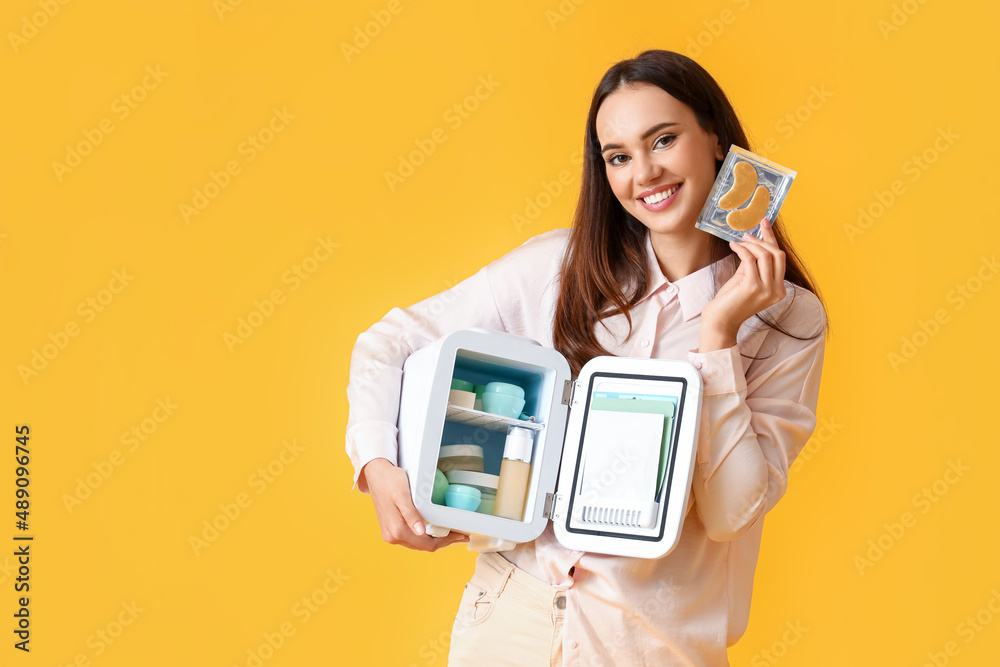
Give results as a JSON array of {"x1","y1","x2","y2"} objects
[{"x1": 494, "y1": 427, "x2": 534, "y2": 521}]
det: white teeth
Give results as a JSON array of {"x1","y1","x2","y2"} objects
[{"x1": 642, "y1": 184, "x2": 679, "y2": 204}]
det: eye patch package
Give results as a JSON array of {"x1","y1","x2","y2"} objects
[{"x1": 695, "y1": 146, "x2": 797, "y2": 243}]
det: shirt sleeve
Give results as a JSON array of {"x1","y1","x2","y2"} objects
[
  {"x1": 344, "y1": 264, "x2": 507, "y2": 494},
  {"x1": 344, "y1": 228, "x2": 571, "y2": 495},
  {"x1": 684, "y1": 285, "x2": 827, "y2": 542}
]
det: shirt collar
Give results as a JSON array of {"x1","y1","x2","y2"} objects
[{"x1": 638, "y1": 231, "x2": 729, "y2": 322}]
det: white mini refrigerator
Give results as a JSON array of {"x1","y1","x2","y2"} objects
[{"x1": 396, "y1": 328, "x2": 703, "y2": 559}]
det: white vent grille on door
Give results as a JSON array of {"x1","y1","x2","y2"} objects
[
  {"x1": 572, "y1": 498, "x2": 659, "y2": 530},
  {"x1": 580, "y1": 504, "x2": 643, "y2": 527}
]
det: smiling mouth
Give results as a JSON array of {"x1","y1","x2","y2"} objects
[{"x1": 640, "y1": 183, "x2": 681, "y2": 204}]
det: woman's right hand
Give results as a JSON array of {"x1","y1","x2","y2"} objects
[{"x1": 361, "y1": 458, "x2": 470, "y2": 552}]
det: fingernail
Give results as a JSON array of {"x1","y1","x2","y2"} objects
[{"x1": 412, "y1": 522, "x2": 425, "y2": 536}]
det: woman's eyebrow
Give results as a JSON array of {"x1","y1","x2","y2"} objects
[{"x1": 600, "y1": 121, "x2": 679, "y2": 153}]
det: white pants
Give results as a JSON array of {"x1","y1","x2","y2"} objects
[{"x1": 448, "y1": 551, "x2": 570, "y2": 666}]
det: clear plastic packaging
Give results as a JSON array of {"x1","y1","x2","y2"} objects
[{"x1": 695, "y1": 146, "x2": 796, "y2": 243}]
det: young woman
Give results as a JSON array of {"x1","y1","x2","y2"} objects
[{"x1": 346, "y1": 49, "x2": 828, "y2": 666}]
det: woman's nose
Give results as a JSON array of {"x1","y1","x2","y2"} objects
[{"x1": 632, "y1": 152, "x2": 662, "y2": 186}]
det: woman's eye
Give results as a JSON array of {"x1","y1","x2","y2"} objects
[
  {"x1": 605, "y1": 134, "x2": 677, "y2": 166},
  {"x1": 655, "y1": 133, "x2": 677, "y2": 148}
]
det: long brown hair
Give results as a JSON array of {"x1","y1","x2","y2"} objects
[{"x1": 552, "y1": 49, "x2": 828, "y2": 377}]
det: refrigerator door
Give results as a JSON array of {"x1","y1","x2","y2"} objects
[{"x1": 550, "y1": 356, "x2": 703, "y2": 558}]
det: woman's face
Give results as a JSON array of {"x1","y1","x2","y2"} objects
[{"x1": 596, "y1": 83, "x2": 724, "y2": 238}]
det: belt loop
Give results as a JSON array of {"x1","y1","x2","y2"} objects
[{"x1": 495, "y1": 560, "x2": 515, "y2": 597}]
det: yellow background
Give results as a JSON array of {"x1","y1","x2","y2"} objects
[{"x1": 2, "y1": 0, "x2": 999, "y2": 664}]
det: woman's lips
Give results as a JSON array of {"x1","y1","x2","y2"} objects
[{"x1": 638, "y1": 182, "x2": 682, "y2": 211}]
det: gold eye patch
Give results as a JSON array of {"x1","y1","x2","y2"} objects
[
  {"x1": 726, "y1": 186, "x2": 771, "y2": 231},
  {"x1": 718, "y1": 161, "x2": 758, "y2": 210},
  {"x1": 696, "y1": 146, "x2": 795, "y2": 242}
]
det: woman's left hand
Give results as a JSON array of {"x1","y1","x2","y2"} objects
[{"x1": 700, "y1": 218, "x2": 787, "y2": 348}]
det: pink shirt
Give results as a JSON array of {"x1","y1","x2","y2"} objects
[{"x1": 345, "y1": 227, "x2": 827, "y2": 666}]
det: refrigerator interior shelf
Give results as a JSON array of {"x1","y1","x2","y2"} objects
[{"x1": 444, "y1": 404, "x2": 544, "y2": 432}]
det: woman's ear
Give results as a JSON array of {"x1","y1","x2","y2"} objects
[{"x1": 714, "y1": 138, "x2": 724, "y2": 161}]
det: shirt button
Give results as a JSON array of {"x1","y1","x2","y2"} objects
[
  {"x1": 641, "y1": 339, "x2": 649, "y2": 347},
  {"x1": 569, "y1": 640, "x2": 579, "y2": 649},
  {"x1": 693, "y1": 361, "x2": 703, "y2": 370},
  {"x1": 554, "y1": 595, "x2": 566, "y2": 609},
  {"x1": 666, "y1": 285, "x2": 677, "y2": 294}
]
